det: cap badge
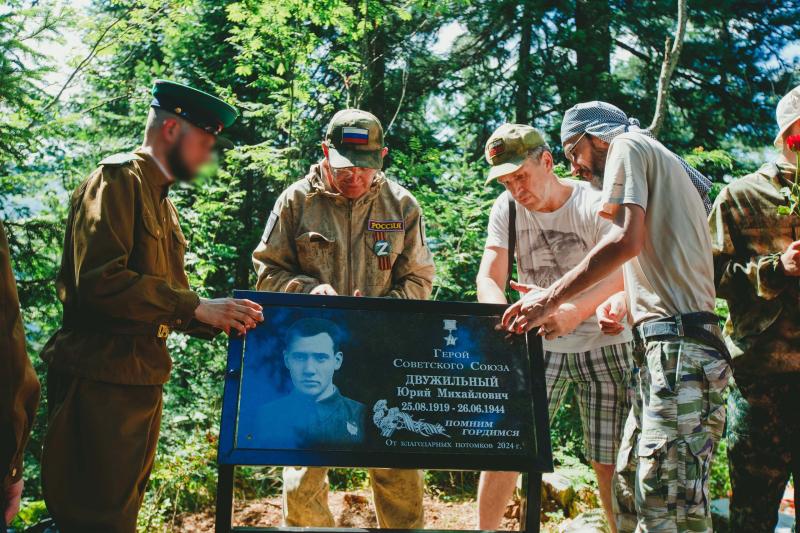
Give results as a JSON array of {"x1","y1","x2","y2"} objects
[
  {"x1": 488, "y1": 139, "x2": 505, "y2": 160},
  {"x1": 342, "y1": 126, "x2": 369, "y2": 145}
]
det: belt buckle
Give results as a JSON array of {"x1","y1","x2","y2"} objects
[
  {"x1": 674, "y1": 314, "x2": 684, "y2": 336},
  {"x1": 157, "y1": 324, "x2": 170, "y2": 338}
]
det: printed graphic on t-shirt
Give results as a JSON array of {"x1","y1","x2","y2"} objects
[{"x1": 519, "y1": 228, "x2": 589, "y2": 287}]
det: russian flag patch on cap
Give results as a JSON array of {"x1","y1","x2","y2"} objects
[{"x1": 342, "y1": 126, "x2": 369, "y2": 145}]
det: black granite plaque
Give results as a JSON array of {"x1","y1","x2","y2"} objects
[{"x1": 218, "y1": 291, "x2": 551, "y2": 473}]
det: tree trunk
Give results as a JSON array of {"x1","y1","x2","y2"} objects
[
  {"x1": 365, "y1": 20, "x2": 387, "y2": 124},
  {"x1": 514, "y1": 1, "x2": 534, "y2": 123},
  {"x1": 574, "y1": 0, "x2": 612, "y2": 101},
  {"x1": 649, "y1": 0, "x2": 688, "y2": 136}
]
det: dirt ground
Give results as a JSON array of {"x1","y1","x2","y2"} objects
[{"x1": 175, "y1": 490, "x2": 523, "y2": 531}]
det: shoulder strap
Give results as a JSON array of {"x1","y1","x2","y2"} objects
[{"x1": 506, "y1": 195, "x2": 516, "y2": 292}]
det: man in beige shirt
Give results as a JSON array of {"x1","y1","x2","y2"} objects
[{"x1": 502, "y1": 102, "x2": 729, "y2": 532}]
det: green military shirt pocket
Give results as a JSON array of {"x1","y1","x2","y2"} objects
[
  {"x1": 140, "y1": 208, "x2": 166, "y2": 275},
  {"x1": 295, "y1": 231, "x2": 336, "y2": 280},
  {"x1": 169, "y1": 210, "x2": 187, "y2": 261}
]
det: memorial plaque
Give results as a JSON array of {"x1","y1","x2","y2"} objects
[
  {"x1": 216, "y1": 291, "x2": 552, "y2": 532},
  {"x1": 218, "y1": 291, "x2": 551, "y2": 473}
]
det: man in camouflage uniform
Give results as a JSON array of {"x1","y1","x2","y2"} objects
[
  {"x1": 502, "y1": 102, "x2": 731, "y2": 532},
  {"x1": 252, "y1": 109, "x2": 434, "y2": 528},
  {"x1": 709, "y1": 85, "x2": 800, "y2": 532},
  {"x1": 41, "y1": 80, "x2": 264, "y2": 532}
]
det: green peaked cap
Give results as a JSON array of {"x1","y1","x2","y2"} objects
[
  {"x1": 484, "y1": 123, "x2": 547, "y2": 184},
  {"x1": 150, "y1": 79, "x2": 239, "y2": 140}
]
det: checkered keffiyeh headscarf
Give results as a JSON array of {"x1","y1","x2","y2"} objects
[{"x1": 560, "y1": 101, "x2": 712, "y2": 213}]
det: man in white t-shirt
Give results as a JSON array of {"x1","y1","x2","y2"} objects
[
  {"x1": 501, "y1": 103, "x2": 731, "y2": 533},
  {"x1": 475, "y1": 123, "x2": 634, "y2": 532}
]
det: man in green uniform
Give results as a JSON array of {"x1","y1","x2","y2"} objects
[
  {"x1": 709, "y1": 84, "x2": 800, "y2": 532},
  {"x1": 253, "y1": 318, "x2": 366, "y2": 449},
  {"x1": 252, "y1": 109, "x2": 434, "y2": 528},
  {"x1": 40, "y1": 80, "x2": 265, "y2": 533},
  {"x1": 1, "y1": 221, "x2": 40, "y2": 527}
]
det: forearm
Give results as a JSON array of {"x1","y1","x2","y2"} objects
[
  {"x1": 256, "y1": 265, "x2": 319, "y2": 293},
  {"x1": 252, "y1": 229, "x2": 321, "y2": 293},
  {"x1": 563, "y1": 270, "x2": 625, "y2": 322},
  {"x1": 477, "y1": 276, "x2": 508, "y2": 305},
  {"x1": 79, "y1": 266, "x2": 199, "y2": 324},
  {"x1": 387, "y1": 273, "x2": 433, "y2": 300},
  {"x1": 548, "y1": 237, "x2": 634, "y2": 311}
]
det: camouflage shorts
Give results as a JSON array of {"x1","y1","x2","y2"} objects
[{"x1": 614, "y1": 336, "x2": 731, "y2": 533}]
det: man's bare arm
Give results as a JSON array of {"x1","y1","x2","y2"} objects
[
  {"x1": 476, "y1": 246, "x2": 509, "y2": 305},
  {"x1": 502, "y1": 204, "x2": 645, "y2": 332}
]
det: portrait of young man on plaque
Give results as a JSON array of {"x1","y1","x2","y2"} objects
[
  {"x1": 233, "y1": 299, "x2": 538, "y2": 457},
  {"x1": 247, "y1": 317, "x2": 366, "y2": 449}
]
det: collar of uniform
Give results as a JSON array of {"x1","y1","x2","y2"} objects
[
  {"x1": 307, "y1": 161, "x2": 387, "y2": 204},
  {"x1": 135, "y1": 148, "x2": 174, "y2": 198},
  {"x1": 288, "y1": 385, "x2": 342, "y2": 405}
]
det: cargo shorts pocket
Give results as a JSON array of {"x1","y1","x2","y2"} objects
[
  {"x1": 637, "y1": 434, "x2": 668, "y2": 500},
  {"x1": 616, "y1": 410, "x2": 639, "y2": 474},
  {"x1": 643, "y1": 342, "x2": 675, "y2": 396},
  {"x1": 683, "y1": 431, "x2": 713, "y2": 513},
  {"x1": 701, "y1": 358, "x2": 730, "y2": 440}
]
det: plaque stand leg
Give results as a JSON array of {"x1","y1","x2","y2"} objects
[
  {"x1": 520, "y1": 471, "x2": 542, "y2": 533},
  {"x1": 216, "y1": 464, "x2": 235, "y2": 533}
]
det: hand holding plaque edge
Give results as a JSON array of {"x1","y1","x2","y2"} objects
[{"x1": 195, "y1": 297, "x2": 264, "y2": 337}]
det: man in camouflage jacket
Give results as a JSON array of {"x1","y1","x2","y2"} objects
[
  {"x1": 709, "y1": 85, "x2": 800, "y2": 532},
  {"x1": 252, "y1": 109, "x2": 434, "y2": 528}
]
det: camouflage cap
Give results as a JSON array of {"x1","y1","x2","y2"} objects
[
  {"x1": 484, "y1": 123, "x2": 547, "y2": 184},
  {"x1": 324, "y1": 109, "x2": 384, "y2": 169}
]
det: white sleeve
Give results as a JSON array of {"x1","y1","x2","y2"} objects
[
  {"x1": 593, "y1": 198, "x2": 616, "y2": 243},
  {"x1": 600, "y1": 136, "x2": 649, "y2": 220},
  {"x1": 485, "y1": 193, "x2": 510, "y2": 249}
]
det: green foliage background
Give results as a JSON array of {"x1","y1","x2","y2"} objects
[{"x1": 1, "y1": 0, "x2": 796, "y2": 529}]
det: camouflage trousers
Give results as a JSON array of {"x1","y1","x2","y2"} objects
[
  {"x1": 727, "y1": 375, "x2": 800, "y2": 533},
  {"x1": 614, "y1": 336, "x2": 731, "y2": 532}
]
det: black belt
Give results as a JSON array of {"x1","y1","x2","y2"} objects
[
  {"x1": 63, "y1": 317, "x2": 171, "y2": 339},
  {"x1": 635, "y1": 312, "x2": 731, "y2": 364}
]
